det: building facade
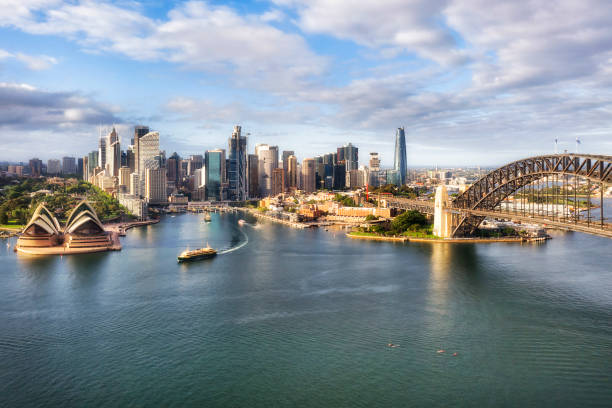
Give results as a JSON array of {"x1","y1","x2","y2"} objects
[
  {"x1": 302, "y1": 158, "x2": 316, "y2": 193},
  {"x1": 394, "y1": 127, "x2": 407, "y2": 186},
  {"x1": 227, "y1": 125, "x2": 247, "y2": 201}
]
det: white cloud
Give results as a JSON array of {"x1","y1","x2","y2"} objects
[
  {"x1": 0, "y1": 0, "x2": 326, "y2": 92},
  {"x1": 0, "y1": 48, "x2": 57, "y2": 70}
]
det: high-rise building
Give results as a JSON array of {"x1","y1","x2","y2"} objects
[
  {"x1": 129, "y1": 173, "x2": 139, "y2": 196},
  {"x1": 337, "y1": 143, "x2": 358, "y2": 171},
  {"x1": 282, "y1": 150, "x2": 294, "y2": 187},
  {"x1": 82, "y1": 156, "x2": 88, "y2": 180},
  {"x1": 287, "y1": 155, "x2": 298, "y2": 189},
  {"x1": 29, "y1": 158, "x2": 42, "y2": 177},
  {"x1": 247, "y1": 154, "x2": 259, "y2": 199},
  {"x1": 302, "y1": 158, "x2": 316, "y2": 193},
  {"x1": 87, "y1": 151, "x2": 98, "y2": 179},
  {"x1": 118, "y1": 167, "x2": 131, "y2": 192},
  {"x1": 227, "y1": 125, "x2": 247, "y2": 201},
  {"x1": 126, "y1": 146, "x2": 136, "y2": 174},
  {"x1": 332, "y1": 163, "x2": 346, "y2": 190},
  {"x1": 62, "y1": 157, "x2": 77, "y2": 174},
  {"x1": 256, "y1": 144, "x2": 279, "y2": 197},
  {"x1": 47, "y1": 159, "x2": 61, "y2": 175},
  {"x1": 272, "y1": 168, "x2": 285, "y2": 196},
  {"x1": 105, "y1": 127, "x2": 120, "y2": 177},
  {"x1": 137, "y1": 131, "x2": 160, "y2": 196},
  {"x1": 255, "y1": 144, "x2": 279, "y2": 197},
  {"x1": 166, "y1": 152, "x2": 181, "y2": 187},
  {"x1": 133, "y1": 125, "x2": 150, "y2": 176},
  {"x1": 394, "y1": 127, "x2": 407, "y2": 186},
  {"x1": 188, "y1": 155, "x2": 203, "y2": 176},
  {"x1": 205, "y1": 149, "x2": 226, "y2": 201},
  {"x1": 145, "y1": 168, "x2": 167, "y2": 203},
  {"x1": 77, "y1": 157, "x2": 84, "y2": 179},
  {"x1": 98, "y1": 132, "x2": 107, "y2": 171},
  {"x1": 369, "y1": 152, "x2": 380, "y2": 171}
]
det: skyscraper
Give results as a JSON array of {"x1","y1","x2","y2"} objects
[
  {"x1": 255, "y1": 144, "x2": 279, "y2": 197},
  {"x1": 282, "y1": 150, "x2": 294, "y2": 188},
  {"x1": 29, "y1": 158, "x2": 42, "y2": 177},
  {"x1": 145, "y1": 168, "x2": 167, "y2": 203},
  {"x1": 133, "y1": 125, "x2": 150, "y2": 176},
  {"x1": 247, "y1": 154, "x2": 259, "y2": 199},
  {"x1": 137, "y1": 131, "x2": 160, "y2": 196},
  {"x1": 205, "y1": 149, "x2": 226, "y2": 201},
  {"x1": 47, "y1": 159, "x2": 61, "y2": 175},
  {"x1": 337, "y1": 143, "x2": 358, "y2": 171},
  {"x1": 302, "y1": 158, "x2": 316, "y2": 193},
  {"x1": 166, "y1": 152, "x2": 181, "y2": 187},
  {"x1": 98, "y1": 133, "x2": 107, "y2": 171},
  {"x1": 62, "y1": 157, "x2": 77, "y2": 174},
  {"x1": 106, "y1": 127, "x2": 120, "y2": 177},
  {"x1": 287, "y1": 155, "x2": 298, "y2": 189},
  {"x1": 394, "y1": 127, "x2": 407, "y2": 186},
  {"x1": 272, "y1": 168, "x2": 285, "y2": 196},
  {"x1": 227, "y1": 125, "x2": 247, "y2": 201}
]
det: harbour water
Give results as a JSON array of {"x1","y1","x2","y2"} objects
[{"x1": 1, "y1": 213, "x2": 611, "y2": 407}]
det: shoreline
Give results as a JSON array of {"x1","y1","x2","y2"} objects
[{"x1": 346, "y1": 232, "x2": 545, "y2": 243}]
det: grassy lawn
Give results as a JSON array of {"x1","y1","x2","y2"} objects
[{"x1": 0, "y1": 223, "x2": 24, "y2": 230}]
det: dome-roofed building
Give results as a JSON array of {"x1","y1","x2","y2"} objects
[
  {"x1": 63, "y1": 200, "x2": 112, "y2": 249},
  {"x1": 17, "y1": 204, "x2": 62, "y2": 248}
]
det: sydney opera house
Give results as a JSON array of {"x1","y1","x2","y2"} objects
[{"x1": 16, "y1": 200, "x2": 118, "y2": 254}]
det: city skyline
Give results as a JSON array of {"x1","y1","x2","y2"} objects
[{"x1": 1, "y1": 1, "x2": 611, "y2": 166}]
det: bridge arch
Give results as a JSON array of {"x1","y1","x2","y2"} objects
[{"x1": 451, "y1": 154, "x2": 612, "y2": 236}]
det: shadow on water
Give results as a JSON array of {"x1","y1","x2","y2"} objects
[{"x1": 64, "y1": 252, "x2": 110, "y2": 285}]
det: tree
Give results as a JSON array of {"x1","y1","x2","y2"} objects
[{"x1": 0, "y1": 210, "x2": 7, "y2": 224}]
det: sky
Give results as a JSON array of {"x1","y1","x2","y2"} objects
[{"x1": 0, "y1": 0, "x2": 611, "y2": 167}]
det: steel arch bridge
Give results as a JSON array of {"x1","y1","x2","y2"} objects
[{"x1": 451, "y1": 153, "x2": 612, "y2": 237}]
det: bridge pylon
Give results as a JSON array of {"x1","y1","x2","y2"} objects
[{"x1": 433, "y1": 185, "x2": 454, "y2": 238}]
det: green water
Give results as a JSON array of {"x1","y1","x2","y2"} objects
[{"x1": 1, "y1": 212, "x2": 611, "y2": 407}]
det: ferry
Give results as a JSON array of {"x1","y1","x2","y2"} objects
[{"x1": 177, "y1": 244, "x2": 217, "y2": 262}]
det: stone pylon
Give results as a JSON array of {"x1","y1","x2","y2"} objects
[{"x1": 433, "y1": 185, "x2": 453, "y2": 238}]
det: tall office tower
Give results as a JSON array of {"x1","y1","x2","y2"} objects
[
  {"x1": 87, "y1": 151, "x2": 98, "y2": 178},
  {"x1": 47, "y1": 159, "x2": 61, "y2": 175},
  {"x1": 188, "y1": 155, "x2": 203, "y2": 176},
  {"x1": 255, "y1": 144, "x2": 279, "y2": 197},
  {"x1": 227, "y1": 125, "x2": 247, "y2": 201},
  {"x1": 194, "y1": 167, "x2": 206, "y2": 189},
  {"x1": 106, "y1": 127, "x2": 120, "y2": 177},
  {"x1": 332, "y1": 163, "x2": 346, "y2": 190},
  {"x1": 272, "y1": 168, "x2": 285, "y2": 196},
  {"x1": 77, "y1": 158, "x2": 83, "y2": 179},
  {"x1": 62, "y1": 157, "x2": 77, "y2": 174},
  {"x1": 82, "y1": 156, "x2": 89, "y2": 180},
  {"x1": 205, "y1": 149, "x2": 226, "y2": 201},
  {"x1": 98, "y1": 133, "x2": 107, "y2": 171},
  {"x1": 138, "y1": 131, "x2": 160, "y2": 196},
  {"x1": 322, "y1": 153, "x2": 336, "y2": 166},
  {"x1": 344, "y1": 143, "x2": 359, "y2": 171},
  {"x1": 386, "y1": 169, "x2": 400, "y2": 186},
  {"x1": 282, "y1": 150, "x2": 294, "y2": 187},
  {"x1": 302, "y1": 158, "x2": 316, "y2": 193},
  {"x1": 126, "y1": 146, "x2": 136, "y2": 173},
  {"x1": 394, "y1": 127, "x2": 407, "y2": 186},
  {"x1": 145, "y1": 168, "x2": 167, "y2": 203},
  {"x1": 118, "y1": 167, "x2": 131, "y2": 192},
  {"x1": 247, "y1": 154, "x2": 259, "y2": 199},
  {"x1": 369, "y1": 152, "x2": 380, "y2": 171},
  {"x1": 287, "y1": 155, "x2": 298, "y2": 189},
  {"x1": 133, "y1": 125, "x2": 150, "y2": 175},
  {"x1": 29, "y1": 158, "x2": 42, "y2": 177},
  {"x1": 166, "y1": 152, "x2": 181, "y2": 187},
  {"x1": 129, "y1": 173, "x2": 139, "y2": 195}
]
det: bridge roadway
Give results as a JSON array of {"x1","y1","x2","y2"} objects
[{"x1": 385, "y1": 197, "x2": 612, "y2": 238}]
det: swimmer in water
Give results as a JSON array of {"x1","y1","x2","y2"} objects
[{"x1": 437, "y1": 349, "x2": 445, "y2": 353}]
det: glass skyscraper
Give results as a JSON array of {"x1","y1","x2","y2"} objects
[
  {"x1": 394, "y1": 127, "x2": 407, "y2": 186},
  {"x1": 228, "y1": 125, "x2": 247, "y2": 201},
  {"x1": 205, "y1": 149, "x2": 225, "y2": 201}
]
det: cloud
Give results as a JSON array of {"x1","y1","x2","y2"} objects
[
  {"x1": 0, "y1": 0, "x2": 326, "y2": 92},
  {"x1": 274, "y1": 0, "x2": 468, "y2": 65},
  {"x1": 0, "y1": 48, "x2": 57, "y2": 70},
  {"x1": 0, "y1": 82, "x2": 121, "y2": 129}
]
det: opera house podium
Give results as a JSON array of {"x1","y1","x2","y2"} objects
[{"x1": 16, "y1": 200, "x2": 118, "y2": 255}]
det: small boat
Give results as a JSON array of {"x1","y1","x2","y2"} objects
[
  {"x1": 203, "y1": 213, "x2": 212, "y2": 222},
  {"x1": 178, "y1": 243, "x2": 217, "y2": 262},
  {"x1": 238, "y1": 219, "x2": 246, "y2": 226}
]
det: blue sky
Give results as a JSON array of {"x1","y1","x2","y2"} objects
[{"x1": 1, "y1": 0, "x2": 611, "y2": 167}]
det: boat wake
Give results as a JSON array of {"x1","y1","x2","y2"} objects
[{"x1": 218, "y1": 228, "x2": 249, "y2": 255}]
